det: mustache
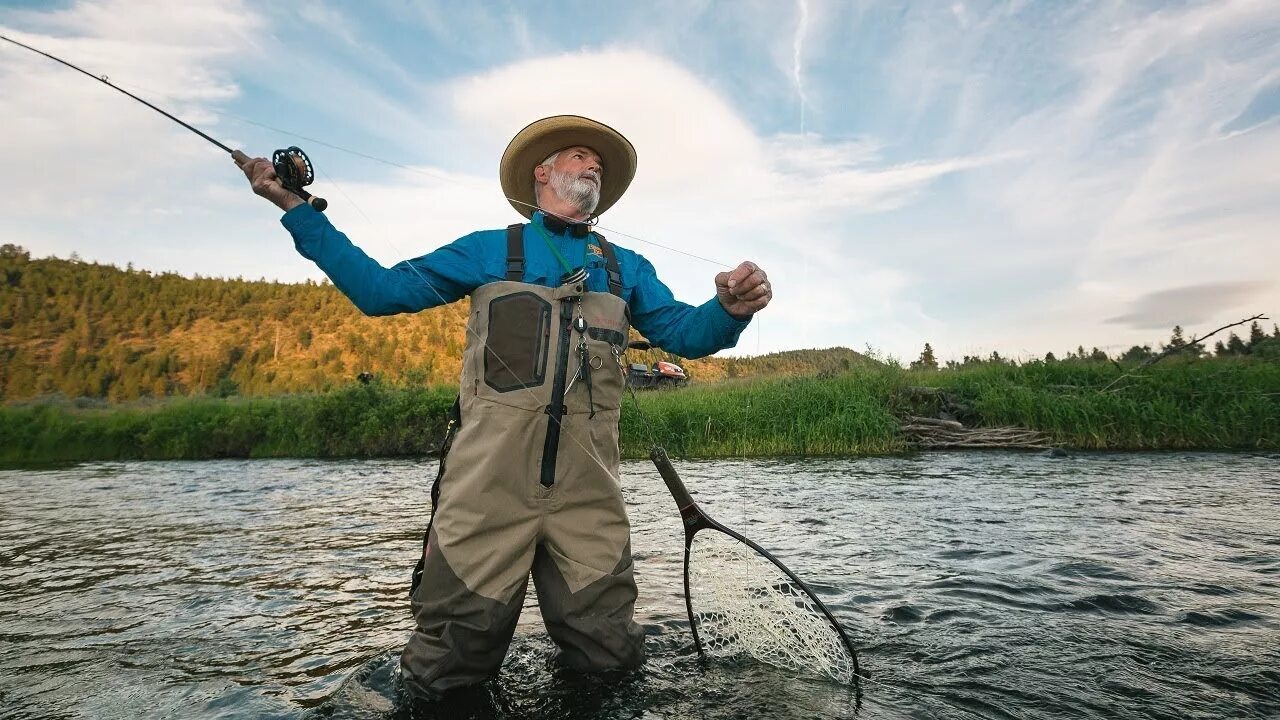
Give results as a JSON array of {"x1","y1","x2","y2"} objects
[{"x1": 578, "y1": 171, "x2": 600, "y2": 186}]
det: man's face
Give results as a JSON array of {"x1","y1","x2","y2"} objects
[
  {"x1": 552, "y1": 146, "x2": 602, "y2": 185},
  {"x1": 540, "y1": 146, "x2": 603, "y2": 215}
]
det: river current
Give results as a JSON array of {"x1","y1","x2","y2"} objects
[{"x1": 1, "y1": 452, "x2": 1277, "y2": 719}]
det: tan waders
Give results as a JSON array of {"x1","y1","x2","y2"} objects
[{"x1": 401, "y1": 226, "x2": 644, "y2": 696}]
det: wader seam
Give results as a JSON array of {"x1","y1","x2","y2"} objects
[{"x1": 410, "y1": 396, "x2": 461, "y2": 596}]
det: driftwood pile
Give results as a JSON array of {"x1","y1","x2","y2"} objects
[
  {"x1": 899, "y1": 415, "x2": 1054, "y2": 450},
  {"x1": 895, "y1": 386, "x2": 1054, "y2": 450}
]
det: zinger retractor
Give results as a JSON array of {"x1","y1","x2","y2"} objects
[{"x1": 272, "y1": 146, "x2": 328, "y2": 212}]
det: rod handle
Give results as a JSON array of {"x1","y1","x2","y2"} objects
[
  {"x1": 650, "y1": 446, "x2": 696, "y2": 511},
  {"x1": 297, "y1": 187, "x2": 329, "y2": 212}
]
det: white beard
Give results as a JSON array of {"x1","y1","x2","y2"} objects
[{"x1": 547, "y1": 166, "x2": 600, "y2": 216}]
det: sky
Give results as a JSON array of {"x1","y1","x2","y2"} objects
[{"x1": 1, "y1": 0, "x2": 1277, "y2": 362}]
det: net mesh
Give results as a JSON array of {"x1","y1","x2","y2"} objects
[{"x1": 687, "y1": 529, "x2": 857, "y2": 685}]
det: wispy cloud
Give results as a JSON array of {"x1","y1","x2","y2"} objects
[
  {"x1": 1106, "y1": 281, "x2": 1271, "y2": 330},
  {"x1": 792, "y1": 0, "x2": 809, "y2": 134}
]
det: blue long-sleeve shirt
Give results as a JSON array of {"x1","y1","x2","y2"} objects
[{"x1": 281, "y1": 205, "x2": 749, "y2": 359}]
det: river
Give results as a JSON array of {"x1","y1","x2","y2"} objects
[{"x1": 1, "y1": 452, "x2": 1277, "y2": 719}]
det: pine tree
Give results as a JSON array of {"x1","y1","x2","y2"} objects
[
  {"x1": 1120, "y1": 345, "x2": 1152, "y2": 362},
  {"x1": 911, "y1": 343, "x2": 938, "y2": 371},
  {"x1": 1248, "y1": 321, "x2": 1266, "y2": 350},
  {"x1": 1226, "y1": 332, "x2": 1248, "y2": 356}
]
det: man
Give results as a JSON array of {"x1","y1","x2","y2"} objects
[{"x1": 239, "y1": 116, "x2": 772, "y2": 698}]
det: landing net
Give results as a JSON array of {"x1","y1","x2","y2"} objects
[{"x1": 687, "y1": 529, "x2": 857, "y2": 685}]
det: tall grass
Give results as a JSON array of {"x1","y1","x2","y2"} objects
[
  {"x1": 1, "y1": 358, "x2": 1275, "y2": 465},
  {"x1": 618, "y1": 372, "x2": 904, "y2": 458},
  {"x1": 930, "y1": 359, "x2": 1279, "y2": 450},
  {"x1": 0, "y1": 382, "x2": 456, "y2": 465}
]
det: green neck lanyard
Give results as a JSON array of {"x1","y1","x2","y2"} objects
[{"x1": 533, "y1": 216, "x2": 591, "y2": 276}]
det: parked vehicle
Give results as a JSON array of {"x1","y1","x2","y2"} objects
[{"x1": 626, "y1": 359, "x2": 689, "y2": 389}]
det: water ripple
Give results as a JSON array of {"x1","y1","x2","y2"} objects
[{"x1": 1, "y1": 452, "x2": 1278, "y2": 718}]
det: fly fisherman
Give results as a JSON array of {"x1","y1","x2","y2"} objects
[{"x1": 238, "y1": 116, "x2": 773, "y2": 698}]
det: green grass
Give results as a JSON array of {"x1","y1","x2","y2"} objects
[
  {"x1": 619, "y1": 372, "x2": 904, "y2": 458},
  {"x1": 0, "y1": 382, "x2": 456, "y2": 465},
  {"x1": 2, "y1": 358, "x2": 1276, "y2": 466},
  {"x1": 927, "y1": 359, "x2": 1280, "y2": 450}
]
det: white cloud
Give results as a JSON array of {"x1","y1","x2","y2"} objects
[
  {"x1": 429, "y1": 48, "x2": 988, "y2": 354},
  {"x1": 0, "y1": 2, "x2": 275, "y2": 270},
  {"x1": 866, "y1": 0, "x2": 1280, "y2": 358},
  {"x1": 3, "y1": 1, "x2": 1275, "y2": 362}
]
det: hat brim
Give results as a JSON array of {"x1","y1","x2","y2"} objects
[{"x1": 499, "y1": 115, "x2": 637, "y2": 219}]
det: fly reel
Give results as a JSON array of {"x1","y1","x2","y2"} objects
[{"x1": 272, "y1": 146, "x2": 328, "y2": 212}]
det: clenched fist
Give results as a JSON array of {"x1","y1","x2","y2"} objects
[{"x1": 715, "y1": 261, "x2": 772, "y2": 320}]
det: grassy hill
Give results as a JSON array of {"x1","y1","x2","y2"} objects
[{"x1": 0, "y1": 246, "x2": 872, "y2": 402}]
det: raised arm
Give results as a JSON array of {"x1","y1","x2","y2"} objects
[
  {"x1": 239, "y1": 153, "x2": 488, "y2": 315},
  {"x1": 629, "y1": 255, "x2": 753, "y2": 359},
  {"x1": 280, "y1": 205, "x2": 490, "y2": 315}
]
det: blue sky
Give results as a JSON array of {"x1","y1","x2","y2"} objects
[{"x1": 1, "y1": 0, "x2": 1277, "y2": 361}]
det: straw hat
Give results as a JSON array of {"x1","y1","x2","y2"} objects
[{"x1": 499, "y1": 115, "x2": 637, "y2": 219}]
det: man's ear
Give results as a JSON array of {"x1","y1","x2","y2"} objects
[{"x1": 533, "y1": 164, "x2": 550, "y2": 184}]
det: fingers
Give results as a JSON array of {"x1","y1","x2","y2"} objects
[
  {"x1": 241, "y1": 157, "x2": 282, "y2": 198},
  {"x1": 736, "y1": 277, "x2": 771, "y2": 302},
  {"x1": 737, "y1": 295, "x2": 771, "y2": 314},
  {"x1": 725, "y1": 261, "x2": 759, "y2": 290},
  {"x1": 715, "y1": 260, "x2": 772, "y2": 319},
  {"x1": 243, "y1": 157, "x2": 274, "y2": 184},
  {"x1": 728, "y1": 266, "x2": 768, "y2": 299}
]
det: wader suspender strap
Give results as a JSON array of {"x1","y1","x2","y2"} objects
[
  {"x1": 594, "y1": 233, "x2": 624, "y2": 298},
  {"x1": 410, "y1": 397, "x2": 461, "y2": 596},
  {"x1": 509, "y1": 222, "x2": 623, "y2": 298},
  {"x1": 506, "y1": 223, "x2": 524, "y2": 281}
]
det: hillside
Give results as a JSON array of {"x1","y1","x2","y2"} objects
[{"x1": 0, "y1": 246, "x2": 872, "y2": 402}]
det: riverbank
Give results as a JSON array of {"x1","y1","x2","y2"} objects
[{"x1": 2, "y1": 359, "x2": 1276, "y2": 465}]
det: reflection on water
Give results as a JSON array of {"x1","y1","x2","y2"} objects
[{"x1": 1, "y1": 452, "x2": 1278, "y2": 719}]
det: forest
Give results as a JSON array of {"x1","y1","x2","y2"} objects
[{"x1": 1, "y1": 245, "x2": 878, "y2": 402}]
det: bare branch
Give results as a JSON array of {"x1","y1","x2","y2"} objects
[{"x1": 1101, "y1": 313, "x2": 1269, "y2": 392}]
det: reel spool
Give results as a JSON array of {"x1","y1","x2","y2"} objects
[{"x1": 272, "y1": 146, "x2": 328, "y2": 212}]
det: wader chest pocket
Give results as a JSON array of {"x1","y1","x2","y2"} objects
[{"x1": 484, "y1": 292, "x2": 551, "y2": 393}]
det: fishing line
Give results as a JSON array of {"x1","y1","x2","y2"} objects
[
  {"x1": 0, "y1": 32, "x2": 632, "y2": 518},
  {"x1": 0, "y1": 33, "x2": 328, "y2": 213},
  {"x1": 1, "y1": 32, "x2": 729, "y2": 270},
  {"x1": 6, "y1": 34, "x2": 892, "y2": 701},
  {"x1": 0, "y1": 33, "x2": 746, "y2": 500},
  {"x1": 217, "y1": 111, "x2": 734, "y2": 268}
]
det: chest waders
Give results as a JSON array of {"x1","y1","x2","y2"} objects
[{"x1": 401, "y1": 225, "x2": 645, "y2": 697}]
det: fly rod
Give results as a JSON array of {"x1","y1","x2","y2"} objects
[{"x1": 1, "y1": 33, "x2": 327, "y2": 211}]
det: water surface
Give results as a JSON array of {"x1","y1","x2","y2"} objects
[{"x1": 1, "y1": 452, "x2": 1278, "y2": 718}]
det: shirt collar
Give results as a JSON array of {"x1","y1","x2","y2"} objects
[{"x1": 535, "y1": 210, "x2": 592, "y2": 238}]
